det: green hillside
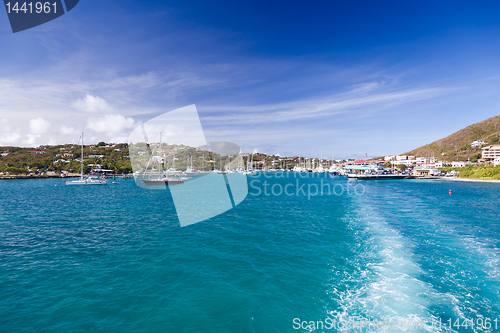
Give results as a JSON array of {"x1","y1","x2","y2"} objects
[
  {"x1": 0, "y1": 143, "x2": 131, "y2": 175},
  {"x1": 404, "y1": 114, "x2": 500, "y2": 161},
  {"x1": 0, "y1": 142, "x2": 310, "y2": 176}
]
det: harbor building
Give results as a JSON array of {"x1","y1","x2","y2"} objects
[
  {"x1": 413, "y1": 168, "x2": 441, "y2": 177},
  {"x1": 480, "y1": 145, "x2": 500, "y2": 162}
]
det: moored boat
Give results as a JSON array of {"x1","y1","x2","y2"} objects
[
  {"x1": 65, "y1": 132, "x2": 107, "y2": 186},
  {"x1": 142, "y1": 178, "x2": 185, "y2": 185}
]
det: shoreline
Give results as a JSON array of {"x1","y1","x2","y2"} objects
[
  {"x1": 0, "y1": 174, "x2": 131, "y2": 180},
  {"x1": 0, "y1": 175, "x2": 65, "y2": 180},
  {"x1": 437, "y1": 177, "x2": 500, "y2": 183}
]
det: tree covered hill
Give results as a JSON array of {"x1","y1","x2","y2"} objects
[
  {"x1": 404, "y1": 114, "x2": 500, "y2": 162},
  {"x1": 0, "y1": 142, "x2": 131, "y2": 175}
]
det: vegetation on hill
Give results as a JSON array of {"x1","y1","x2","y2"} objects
[
  {"x1": 405, "y1": 114, "x2": 500, "y2": 161},
  {"x1": 440, "y1": 164, "x2": 500, "y2": 180},
  {"x1": 0, "y1": 143, "x2": 335, "y2": 175},
  {"x1": 0, "y1": 143, "x2": 131, "y2": 175}
]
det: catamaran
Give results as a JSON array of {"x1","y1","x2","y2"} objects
[{"x1": 65, "y1": 133, "x2": 107, "y2": 186}]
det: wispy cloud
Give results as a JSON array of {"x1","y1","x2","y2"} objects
[{"x1": 200, "y1": 85, "x2": 453, "y2": 126}]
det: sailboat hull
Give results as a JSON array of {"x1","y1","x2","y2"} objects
[
  {"x1": 142, "y1": 179, "x2": 184, "y2": 185},
  {"x1": 65, "y1": 179, "x2": 108, "y2": 185}
]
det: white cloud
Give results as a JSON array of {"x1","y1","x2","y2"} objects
[
  {"x1": 73, "y1": 93, "x2": 113, "y2": 113},
  {"x1": 29, "y1": 118, "x2": 51, "y2": 134},
  {"x1": 24, "y1": 134, "x2": 41, "y2": 146},
  {"x1": 60, "y1": 125, "x2": 76, "y2": 135},
  {"x1": 87, "y1": 114, "x2": 136, "y2": 134},
  {"x1": 0, "y1": 118, "x2": 21, "y2": 145}
]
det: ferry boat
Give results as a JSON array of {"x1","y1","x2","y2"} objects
[
  {"x1": 347, "y1": 166, "x2": 408, "y2": 180},
  {"x1": 348, "y1": 173, "x2": 407, "y2": 180}
]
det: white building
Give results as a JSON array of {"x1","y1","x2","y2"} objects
[
  {"x1": 451, "y1": 161, "x2": 471, "y2": 168},
  {"x1": 391, "y1": 160, "x2": 414, "y2": 166},
  {"x1": 471, "y1": 140, "x2": 486, "y2": 148},
  {"x1": 415, "y1": 157, "x2": 428, "y2": 164},
  {"x1": 434, "y1": 161, "x2": 450, "y2": 168},
  {"x1": 395, "y1": 155, "x2": 415, "y2": 161}
]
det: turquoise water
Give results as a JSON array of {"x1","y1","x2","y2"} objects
[{"x1": 1, "y1": 175, "x2": 500, "y2": 332}]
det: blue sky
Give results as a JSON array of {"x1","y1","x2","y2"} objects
[{"x1": 1, "y1": 1, "x2": 500, "y2": 159}]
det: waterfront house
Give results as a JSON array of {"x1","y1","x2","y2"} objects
[{"x1": 413, "y1": 168, "x2": 441, "y2": 177}]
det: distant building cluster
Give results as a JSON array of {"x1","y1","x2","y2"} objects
[{"x1": 381, "y1": 143, "x2": 500, "y2": 172}]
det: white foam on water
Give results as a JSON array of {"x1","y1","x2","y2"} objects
[
  {"x1": 327, "y1": 203, "x2": 455, "y2": 333},
  {"x1": 334, "y1": 190, "x2": 500, "y2": 333},
  {"x1": 389, "y1": 194, "x2": 500, "y2": 326}
]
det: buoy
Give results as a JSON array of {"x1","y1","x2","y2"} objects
[{"x1": 449, "y1": 189, "x2": 452, "y2": 195}]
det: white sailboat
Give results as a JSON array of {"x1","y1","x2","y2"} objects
[
  {"x1": 138, "y1": 132, "x2": 186, "y2": 185},
  {"x1": 185, "y1": 156, "x2": 200, "y2": 177},
  {"x1": 242, "y1": 154, "x2": 256, "y2": 175},
  {"x1": 65, "y1": 133, "x2": 107, "y2": 186}
]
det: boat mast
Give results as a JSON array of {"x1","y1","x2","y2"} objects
[
  {"x1": 81, "y1": 132, "x2": 84, "y2": 180},
  {"x1": 159, "y1": 132, "x2": 162, "y2": 174}
]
